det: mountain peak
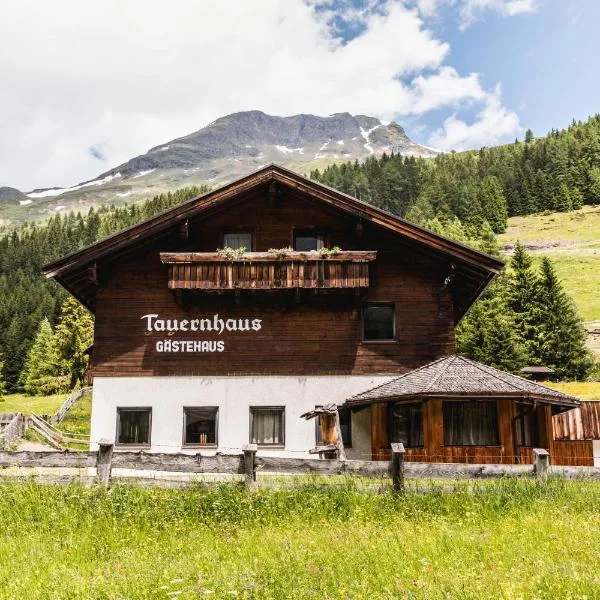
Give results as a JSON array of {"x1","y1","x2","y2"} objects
[{"x1": 4, "y1": 110, "x2": 437, "y2": 223}]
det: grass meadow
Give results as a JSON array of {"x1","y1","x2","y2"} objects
[
  {"x1": 0, "y1": 393, "x2": 67, "y2": 415},
  {"x1": 499, "y1": 205, "x2": 600, "y2": 324},
  {"x1": 0, "y1": 478, "x2": 599, "y2": 599}
]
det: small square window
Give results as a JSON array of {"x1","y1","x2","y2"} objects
[
  {"x1": 294, "y1": 230, "x2": 324, "y2": 252},
  {"x1": 223, "y1": 231, "x2": 252, "y2": 251},
  {"x1": 183, "y1": 407, "x2": 218, "y2": 446},
  {"x1": 362, "y1": 303, "x2": 396, "y2": 341},
  {"x1": 250, "y1": 407, "x2": 285, "y2": 446},
  {"x1": 116, "y1": 408, "x2": 151, "y2": 446}
]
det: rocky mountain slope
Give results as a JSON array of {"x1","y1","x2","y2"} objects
[{"x1": 1, "y1": 111, "x2": 437, "y2": 224}]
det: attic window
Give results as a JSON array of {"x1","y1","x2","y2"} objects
[
  {"x1": 223, "y1": 231, "x2": 252, "y2": 251},
  {"x1": 294, "y1": 230, "x2": 324, "y2": 252}
]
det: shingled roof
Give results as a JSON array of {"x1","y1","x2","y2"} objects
[
  {"x1": 42, "y1": 164, "x2": 503, "y2": 321},
  {"x1": 345, "y1": 355, "x2": 580, "y2": 410}
]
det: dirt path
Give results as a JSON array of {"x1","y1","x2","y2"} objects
[{"x1": 16, "y1": 440, "x2": 55, "y2": 452}]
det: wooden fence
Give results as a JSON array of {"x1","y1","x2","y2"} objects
[
  {"x1": 55, "y1": 386, "x2": 92, "y2": 424},
  {"x1": 1, "y1": 444, "x2": 598, "y2": 490},
  {"x1": 0, "y1": 413, "x2": 24, "y2": 450}
]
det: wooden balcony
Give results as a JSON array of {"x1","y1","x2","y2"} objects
[{"x1": 160, "y1": 251, "x2": 376, "y2": 291}]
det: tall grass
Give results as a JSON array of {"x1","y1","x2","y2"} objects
[{"x1": 0, "y1": 478, "x2": 599, "y2": 599}]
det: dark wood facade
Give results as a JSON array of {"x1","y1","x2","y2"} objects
[{"x1": 83, "y1": 181, "x2": 481, "y2": 378}]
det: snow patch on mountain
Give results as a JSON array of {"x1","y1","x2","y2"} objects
[{"x1": 27, "y1": 172, "x2": 122, "y2": 198}]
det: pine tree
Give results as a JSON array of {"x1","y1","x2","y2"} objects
[
  {"x1": 536, "y1": 257, "x2": 593, "y2": 379},
  {"x1": 525, "y1": 129, "x2": 534, "y2": 143},
  {"x1": 555, "y1": 183, "x2": 572, "y2": 212},
  {"x1": 53, "y1": 297, "x2": 94, "y2": 388},
  {"x1": 0, "y1": 357, "x2": 5, "y2": 400},
  {"x1": 571, "y1": 187, "x2": 584, "y2": 210},
  {"x1": 19, "y1": 318, "x2": 69, "y2": 395},
  {"x1": 505, "y1": 242, "x2": 540, "y2": 361},
  {"x1": 478, "y1": 176, "x2": 508, "y2": 233},
  {"x1": 457, "y1": 280, "x2": 527, "y2": 373}
]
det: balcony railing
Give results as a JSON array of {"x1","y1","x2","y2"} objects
[{"x1": 160, "y1": 251, "x2": 376, "y2": 291}]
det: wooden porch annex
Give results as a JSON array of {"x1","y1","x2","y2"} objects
[{"x1": 344, "y1": 355, "x2": 590, "y2": 466}]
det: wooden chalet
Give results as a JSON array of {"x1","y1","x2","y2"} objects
[{"x1": 42, "y1": 163, "x2": 584, "y2": 464}]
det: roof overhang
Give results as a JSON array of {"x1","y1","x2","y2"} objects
[
  {"x1": 343, "y1": 392, "x2": 581, "y2": 412},
  {"x1": 42, "y1": 164, "x2": 504, "y2": 317}
]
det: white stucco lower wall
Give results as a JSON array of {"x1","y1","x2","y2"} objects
[
  {"x1": 90, "y1": 376, "x2": 390, "y2": 458},
  {"x1": 594, "y1": 440, "x2": 600, "y2": 468}
]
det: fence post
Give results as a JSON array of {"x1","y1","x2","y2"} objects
[
  {"x1": 242, "y1": 444, "x2": 257, "y2": 487},
  {"x1": 533, "y1": 448, "x2": 550, "y2": 480},
  {"x1": 391, "y1": 442, "x2": 405, "y2": 493},
  {"x1": 97, "y1": 440, "x2": 114, "y2": 488}
]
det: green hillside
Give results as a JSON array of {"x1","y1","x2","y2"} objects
[{"x1": 499, "y1": 206, "x2": 600, "y2": 358}]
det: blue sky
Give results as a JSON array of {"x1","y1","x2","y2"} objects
[
  {"x1": 1, "y1": 0, "x2": 599, "y2": 190},
  {"x1": 416, "y1": 0, "x2": 600, "y2": 145},
  {"x1": 426, "y1": 0, "x2": 600, "y2": 141}
]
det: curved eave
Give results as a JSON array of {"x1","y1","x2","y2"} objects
[{"x1": 344, "y1": 391, "x2": 581, "y2": 411}]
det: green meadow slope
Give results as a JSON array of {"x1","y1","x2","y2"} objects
[{"x1": 498, "y1": 205, "x2": 600, "y2": 358}]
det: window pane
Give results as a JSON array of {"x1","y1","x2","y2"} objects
[
  {"x1": 184, "y1": 407, "x2": 218, "y2": 445},
  {"x1": 117, "y1": 409, "x2": 151, "y2": 445},
  {"x1": 443, "y1": 401, "x2": 499, "y2": 446},
  {"x1": 390, "y1": 403, "x2": 423, "y2": 447},
  {"x1": 223, "y1": 232, "x2": 252, "y2": 250},
  {"x1": 515, "y1": 404, "x2": 538, "y2": 447},
  {"x1": 251, "y1": 408, "x2": 284, "y2": 445},
  {"x1": 363, "y1": 304, "x2": 395, "y2": 340},
  {"x1": 294, "y1": 231, "x2": 324, "y2": 251}
]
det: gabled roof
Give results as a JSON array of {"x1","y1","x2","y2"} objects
[
  {"x1": 345, "y1": 355, "x2": 580, "y2": 409},
  {"x1": 42, "y1": 164, "x2": 503, "y2": 318}
]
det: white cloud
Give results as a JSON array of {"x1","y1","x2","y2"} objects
[
  {"x1": 415, "y1": 0, "x2": 538, "y2": 28},
  {"x1": 428, "y1": 85, "x2": 521, "y2": 150},
  {"x1": 458, "y1": 0, "x2": 537, "y2": 29},
  {"x1": 0, "y1": 0, "x2": 522, "y2": 190}
]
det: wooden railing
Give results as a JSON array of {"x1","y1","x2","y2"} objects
[
  {"x1": 1, "y1": 445, "x2": 597, "y2": 490},
  {"x1": 0, "y1": 413, "x2": 23, "y2": 450},
  {"x1": 160, "y1": 251, "x2": 376, "y2": 291},
  {"x1": 55, "y1": 386, "x2": 92, "y2": 424}
]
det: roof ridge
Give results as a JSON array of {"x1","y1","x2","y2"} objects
[
  {"x1": 461, "y1": 356, "x2": 577, "y2": 400},
  {"x1": 458, "y1": 356, "x2": 527, "y2": 393},
  {"x1": 424, "y1": 354, "x2": 457, "y2": 392}
]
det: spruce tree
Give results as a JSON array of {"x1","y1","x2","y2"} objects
[
  {"x1": 505, "y1": 242, "x2": 540, "y2": 361},
  {"x1": 571, "y1": 187, "x2": 584, "y2": 210},
  {"x1": 53, "y1": 297, "x2": 94, "y2": 388},
  {"x1": 0, "y1": 357, "x2": 5, "y2": 400},
  {"x1": 457, "y1": 280, "x2": 527, "y2": 373},
  {"x1": 536, "y1": 257, "x2": 593, "y2": 379},
  {"x1": 478, "y1": 176, "x2": 507, "y2": 233},
  {"x1": 525, "y1": 129, "x2": 534, "y2": 143},
  {"x1": 555, "y1": 183, "x2": 572, "y2": 212},
  {"x1": 19, "y1": 318, "x2": 69, "y2": 395}
]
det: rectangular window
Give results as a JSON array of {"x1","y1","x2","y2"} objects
[
  {"x1": 443, "y1": 401, "x2": 499, "y2": 446},
  {"x1": 362, "y1": 303, "x2": 396, "y2": 341},
  {"x1": 223, "y1": 231, "x2": 252, "y2": 251},
  {"x1": 389, "y1": 402, "x2": 424, "y2": 447},
  {"x1": 293, "y1": 229, "x2": 324, "y2": 251},
  {"x1": 315, "y1": 407, "x2": 352, "y2": 447},
  {"x1": 183, "y1": 407, "x2": 218, "y2": 446},
  {"x1": 250, "y1": 407, "x2": 285, "y2": 446},
  {"x1": 116, "y1": 408, "x2": 151, "y2": 446}
]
